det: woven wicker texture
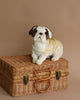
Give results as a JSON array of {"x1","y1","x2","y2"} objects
[{"x1": 0, "y1": 55, "x2": 69, "y2": 96}]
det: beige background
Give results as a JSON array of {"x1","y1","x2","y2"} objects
[{"x1": 0, "y1": 0, "x2": 80, "y2": 100}]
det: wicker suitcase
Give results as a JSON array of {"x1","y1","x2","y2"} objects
[{"x1": 0, "y1": 55, "x2": 69, "y2": 96}]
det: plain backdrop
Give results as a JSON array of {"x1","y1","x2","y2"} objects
[{"x1": 0, "y1": 0, "x2": 80, "y2": 100}]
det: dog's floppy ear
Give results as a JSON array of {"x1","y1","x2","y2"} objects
[
  {"x1": 45, "y1": 29, "x2": 49, "y2": 39},
  {"x1": 29, "y1": 25, "x2": 37, "y2": 37},
  {"x1": 45, "y1": 28, "x2": 52, "y2": 39}
]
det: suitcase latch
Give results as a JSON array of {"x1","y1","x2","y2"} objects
[
  {"x1": 56, "y1": 71, "x2": 61, "y2": 80},
  {"x1": 23, "y1": 75, "x2": 29, "y2": 85}
]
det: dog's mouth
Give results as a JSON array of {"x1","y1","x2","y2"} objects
[{"x1": 39, "y1": 36, "x2": 41, "y2": 39}]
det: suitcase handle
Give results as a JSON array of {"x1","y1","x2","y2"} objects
[
  {"x1": 34, "y1": 80, "x2": 51, "y2": 93},
  {"x1": 34, "y1": 68, "x2": 52, "y2": 80}
]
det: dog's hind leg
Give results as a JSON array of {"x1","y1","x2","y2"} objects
[{"x1": 51, "y1": 46, "x2": 63, "y2": 61}]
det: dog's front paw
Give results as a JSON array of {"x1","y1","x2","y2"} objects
[
  {"x1": 51, "y1": 58, "x2": 55, "y2": 61},
  {"x1": 36, "y1": 60, "x2": 42, "y2": 65},
  {"x1": 51, "y1": 57, "x2": 59, "y2": 61},
  {"x1": 32, "y1": 59, "x2": 36, "y2": 64}
]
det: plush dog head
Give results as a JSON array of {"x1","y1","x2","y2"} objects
[{"x1": 29, "y1": 26, "x2": 52, "y2": 42}]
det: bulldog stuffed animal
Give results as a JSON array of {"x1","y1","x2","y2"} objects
[{"x1": 29, "y1": 26, "x2": 63, "y2": 65}]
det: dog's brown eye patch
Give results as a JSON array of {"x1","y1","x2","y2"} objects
[{"x1": 39, "y1": 33, "x2": 43, "y2": 35}]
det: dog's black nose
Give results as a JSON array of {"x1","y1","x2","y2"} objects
[{"x1": 39, "y1": 33, "x2": 43, "y2": 35}]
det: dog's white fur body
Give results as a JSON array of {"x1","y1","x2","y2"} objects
[{"x1": 29, "y1": 26, "x2": 63, "y2": 65}]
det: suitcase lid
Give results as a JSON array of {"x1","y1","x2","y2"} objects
[{"x1": 0, "y1": 55, "x2": 69, "y2": 81}]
